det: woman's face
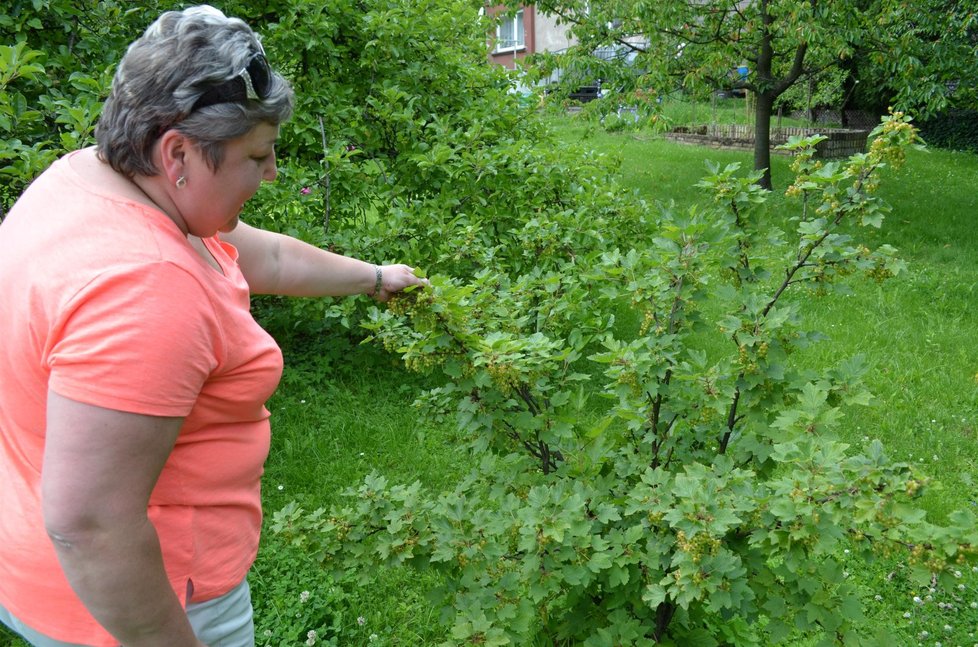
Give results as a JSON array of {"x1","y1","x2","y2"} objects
[{"x1": 179, "y1": 122, "x2": 279, "y2": 237}]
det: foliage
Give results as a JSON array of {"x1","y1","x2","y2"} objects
[
  {"x1": 774, "y1": 67, "x2": 850, "y2": 116},
  {"x1": 849, "y1": 1, "x2": 978, "y2": 115},
  {"x1": 520, "y1": 0, "x2": 978, "y2": 187},
  {"x1": 918, "y1": 109, "x2": 978, "y2": 154},
  {"x1": 0, "y1": 1, "x2": 161, "y2": 218},
  {"x1": 272, "y1": 113, "x2": 978, "y2": 645},
  {"x1": 224, "y1": 0, "x2": 650, "y2": 339}
]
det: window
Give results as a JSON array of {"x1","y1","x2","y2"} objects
[{"x1": 495, "y1": 9, "x2": 524, "y2": 52}]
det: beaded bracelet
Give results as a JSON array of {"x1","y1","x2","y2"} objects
[{"x1": 372, "y1": 265, "x2": 383, "y2": 297}]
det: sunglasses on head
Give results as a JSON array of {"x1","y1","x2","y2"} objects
[{"x1": 190, "y1": 50, "x2": 272, "y2": 112}]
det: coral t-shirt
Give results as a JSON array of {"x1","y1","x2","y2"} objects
[{"x1": 0, "y1": 150, "x2": 284, "y2": 645}]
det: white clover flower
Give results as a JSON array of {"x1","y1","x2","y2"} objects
[
  {"x1": 970, "y1": 601, "x2": 978, "y2": 609},
  {"x1": 920, "y1": 630, "x2": 929, "y2": 639},
  {"x1": 954, "y1": 570, "x2": 963, "y2": 578},
  {"x1": 914, "y1": 596, "x2": 924, "y2": 604},
  {"x1": 874, "y1": 594, "x2": 883, "y2": 601},
  {"x1": 357, "y1": 615, "x2": 367, "y2": 626},
  {"x1": 306, "y1": 629, "x2": 317, "y2": 646},
  {"x1": 369, "y1": 635, "x2": 379, "y2": 642},
  {"x1": 959, "y1": 584, "x2": 966, "y2": 591},
  {"x1": 903, "y1": 612, "x2": 912, "y2": 619},
  {"x1": 300, "y1": 590, "x2": 311, "y2": 603},
  {"x1": 944, "y1": 624, "x2": 953, "y2": 632}
]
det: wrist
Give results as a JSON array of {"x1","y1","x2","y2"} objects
[{"x1": 370, "y1": 265, "x2": 383, "y2": 297}]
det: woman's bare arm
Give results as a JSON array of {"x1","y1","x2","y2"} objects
[
  {"x1": 221, "y1": 221, "x2": 423, "y2": 299},
  {"x1": 42, "y1": 390, "x2": 205, "y2": 647}
]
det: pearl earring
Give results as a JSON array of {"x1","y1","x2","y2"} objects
[{"x1": 176, "y1": 176, "x2": 187, "y2": 189}]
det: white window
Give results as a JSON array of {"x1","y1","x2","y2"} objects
[{"x1": 495, "y1": 9, "x2": 525, "y2": 52}]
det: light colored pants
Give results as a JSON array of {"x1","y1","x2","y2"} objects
[{"x1": 0, "y1": 579, "x2": 254, "y2": 647}]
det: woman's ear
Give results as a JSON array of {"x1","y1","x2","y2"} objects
[{"x1": 157, "y1": 129, "x2": 189, "y2": 185}]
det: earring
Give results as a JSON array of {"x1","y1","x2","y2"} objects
[{"x1": 176, "y1": 176, "x2": 187, "y2": 189}]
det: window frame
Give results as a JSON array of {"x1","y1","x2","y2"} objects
[{"x1": 494, "y1": 8, "x2": 525, "y2": 53}]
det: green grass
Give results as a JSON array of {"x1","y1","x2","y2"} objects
[
  {"x1": 4, "y1": 125, "x2": 978, "y2": 646},
  {"x1": 656, "y1": 95, "x2": 829, "y2": 130}
]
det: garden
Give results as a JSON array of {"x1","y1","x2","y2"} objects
[
  {"x1": 237, "y1": 122, "x2": 978, "y2": 647},
  {"x1": 2, "y1": 1, "x2": 978, "y2": 645}
]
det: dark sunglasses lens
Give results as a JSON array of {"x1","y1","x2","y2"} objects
[{"x1": 248, "y1": 54, "x2": 271, "y2": 99}]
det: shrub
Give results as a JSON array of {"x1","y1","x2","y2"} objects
[
  {"x1": 272, "y1": 113, "x2": 978, "y2": 645},
  {"x1": 234, "y1": 0, "x2": 649, "y2": 342},
  {"x1": 917, "y1": 108, "x2": 978, "y2": 154}
]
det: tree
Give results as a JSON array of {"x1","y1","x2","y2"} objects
[{"x1": 526, "y1": 0, "x2": 978, "y2": 188}]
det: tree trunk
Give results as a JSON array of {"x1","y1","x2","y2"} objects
[
  {"x1": 750, "y1": 0, "x2": 807, "y2": 190},
  {"x1": 753, "y1": 90, "x2": 775, "y2": 190},
  {"x1": 839, "y1": 54, "x2": 858, "y2": 128},
  {"x1": 752, "y1": 0, "x2": 776, "y2": 190},
  {"x1": 653, "y1": 601, "x2": 676, "y2": 641}
]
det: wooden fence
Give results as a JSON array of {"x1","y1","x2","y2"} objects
[{"x1": 665, "y1": 124, "x2": 870, "y2": 158}]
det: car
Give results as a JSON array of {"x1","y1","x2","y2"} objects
[{"x1": 568, "y1": 83, "x2": 603, "y2": 102}]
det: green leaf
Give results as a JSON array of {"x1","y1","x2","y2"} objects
[
  {"x1": 608, "y1": 564, "x2": 630, "y2": 587},
  {"x1": 642, "y1": 583, "x2": 667, "y2": 608},
  {"x1": 587, "y1": 550, "x2": 614, "y2": 573}
]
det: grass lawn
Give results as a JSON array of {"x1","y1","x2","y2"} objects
[
  {"x1": 3, "y1": 119, "x2": 977, "y2": 646},
  {"x1": 657, "y1": 95, "x2": 832, "y2": 130}
]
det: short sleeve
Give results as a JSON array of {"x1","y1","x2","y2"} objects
[{"x1": 47, "y1": 261, "x2": 224, "y2": 417}]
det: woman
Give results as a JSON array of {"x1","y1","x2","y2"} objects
[{"x1": 0, "y1": 6, "x2": 422, "y2": 646}]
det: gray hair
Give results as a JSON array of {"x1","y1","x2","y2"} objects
[{"x1": 96, "y1": 5, "x2": 293, "y2": 177}]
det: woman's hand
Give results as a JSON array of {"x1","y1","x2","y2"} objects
[{"x1": 371, "y1": 264, "x2": 428, "y2": 302}]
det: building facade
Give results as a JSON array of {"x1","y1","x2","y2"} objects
[{"x1": 485, "y1": 5, "x2": 575, "y2": 69}]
